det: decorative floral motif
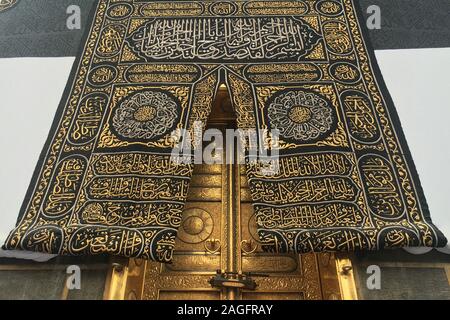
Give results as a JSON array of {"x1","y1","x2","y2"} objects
[
  {"x1": 267, "y1": 90, "x2": 334, "y2": 142},
  {"x1": 112, "y1": 90, "x2": 180, "y2": 140},
  {"x1": 177, "y1": 208, "x2": 213, "y2": 244}
]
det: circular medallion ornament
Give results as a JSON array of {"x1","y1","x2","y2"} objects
[
  {"x1": 177, "y1": 208, "x2": 213, "y2": 244},
  {"x1": 81, "y1": 203, "x2": 104, "y2": 223},
  {"x1": 88, "y1": 64, "x2": 117, "y2": 87},
  {"x1": 329, "y1": 62, "x2": 361, "y2": 84},
  {"x1": 267, "y1": 89, "x2": 335, "y2": 142},
  {"x1": 112, "y1": 90, "x2": 180, "y2": 141},
  {"x1": 209, "y1": 1, "x2": 237, "y2": 16},
  {"x1": 316, "y1": 0, "x2": 343, "y2": 17},
  {"x1": 107, "y1": 2, "x2": 133, "y2": 20}
]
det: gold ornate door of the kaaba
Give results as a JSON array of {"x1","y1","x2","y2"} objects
[{"x1": 121, "y1": 87, "x2": 349, "y2": 300}]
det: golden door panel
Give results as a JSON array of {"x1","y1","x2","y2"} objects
[
  {"x1": 143, "y1": 163, "x2": 226, "y2": 300},
  {"x1": 242, "y1": 292, "x2": 304, "y2": 300},
  {"x1": 239, "y1": 167, "x2": 324, "y2": 300},
  {"x1": 139, "y1": 164, "x2": 343, "y2": 300},
  {"x1": 126, "y1": 87, "x2": 348, "y2": 300}
]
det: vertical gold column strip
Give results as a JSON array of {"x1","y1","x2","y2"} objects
[
  {"x1": 220, "y1": 150, "x2": 228, "y2": 300},
  {"x1": 103, "y1": 257, "x2": 129, "y2": 300},
  {"x1": 226, "y1": 162, "x2": 238, "y2": 300},
  {"x1": 60, "y1": 275, "x2": 70, "y2": 300},
  {"x1": 235, "y1": 162, "x2": 242, "y2": 300},
  {"x1": 335, "y1": 255, "x2": 358, "y2": 300}
]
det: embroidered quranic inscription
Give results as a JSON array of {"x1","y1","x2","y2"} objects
[{"x1": 3, "y1": 0, "x2": 446, "y2": 261}]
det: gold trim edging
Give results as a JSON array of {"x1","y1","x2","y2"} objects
[{"x1": 335, "y1": 255, "x2": 358, "y2": 300}]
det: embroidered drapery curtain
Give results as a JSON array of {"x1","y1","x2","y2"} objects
[{"x1": 3, "y1": 0, "x2": 446, "y2": 262}]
